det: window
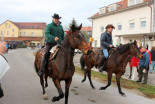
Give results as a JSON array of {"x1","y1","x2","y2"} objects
[
  {"x1": 9, "y1": 25, "x2": 11, "y2": 28},
  {"x1": 128, "y1": 0, "x2": 143, "y2": 6},
  {"x1": 1, "y1": 31, "x2": 3, "y2": 35},
  {"x1": 12, "y1": 29, "x2": 14, "y2": 32},
  {"x1": 87, "y1": 31, "x2": 92, "y2": 35},
  {"x1": 101, "y1": 26, "x2": 104, "y2": 32},
  {"x1": 129, "y1": 20, "x2": 135, "y2": 29},
  {"x1": 7, "y1": 31, "x2": 9, "y2": 36},
  {"x1": 5, "y1": 23, "x2": 7, "y2": 28},
  {"x1": 24, "y1": 32, "x2": 26, "y2": 36},
  {"x1": 141, "y1": 21, "x2": 146, "y2": 27},
  {"x1": 130, "y1": 23, "x2": 135, "y2": 29},
  {"x1": 100, "y1": 8, "x2": 105, "y2": 14},
  {"x1": 128, "y1": 0, "x2": 135, "y2": 6},
  {"x1": 140, "y1": 18, "x2": 146, "y2": 28},
  {"x1": 110, "y1": 6, "x2": 115, "y2": 12},
  {"x1": 95, "y1": 40, "x2": 97, "y2": 47},
  {"x1": 108, "y1": 4, "x2": 116, "y2": 12},
  {"x1": 20, "y1": 32, "x2": 22, "y2": 36},
  {"x1": 12, "y1": 34, "x2": 14, "y2": 37},
  {"x1": 136, "y1": 0, "x2": 143, "y2": 4},
  {"x1": 118, "y1": 24, "x2": 122, "y2": 30}
]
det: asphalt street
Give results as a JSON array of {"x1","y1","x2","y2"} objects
[{"x1": 0, "y1": 48, "x2": 155, "y2": 104}]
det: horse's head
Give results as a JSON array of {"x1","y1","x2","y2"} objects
[
  {"x1": 67, "y1": 24, "x2": 91, "y2": 55},
  {"x1": 129, "y1": 40, "x2": 143, "y2": 59}
]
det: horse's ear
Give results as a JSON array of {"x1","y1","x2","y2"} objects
[
  {"x1": 78, "y1": 23, "x2": 82, "y2": 30},
  {"x1": 134, "y1": 40, "x2": 137, "y2": 45},
  {"x1": 71, "y1": 24, "x2": 76, "y2": 32}
]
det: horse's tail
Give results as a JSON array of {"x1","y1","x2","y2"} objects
[
  {"x1": 34, "y1": 52, "x2": 39, "y2": 74},
  {"x1": 34, "y1": 62, "x2": 38, "y2": 73},
  {"x1": 80, "y1": 54, "x2": 85, "y2": 70}
]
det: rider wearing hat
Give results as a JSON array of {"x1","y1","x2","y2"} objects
[
  {"x1": 38, "y1": 13, "x2": 64, "y2": 76},
  {"x1": 98, "y1": 24, "x2": 115, "y2": 71}
]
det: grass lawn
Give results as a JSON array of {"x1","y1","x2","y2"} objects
[{"x1": 75, "y1": 66, "x2": 155, "y2": 99}]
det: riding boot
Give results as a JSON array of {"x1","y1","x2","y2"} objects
[
  {"x1": 38, "y1": 56, "x2": 48, "y2": 76},
  {"x1": 0, "y1": 83, "x2": 4, "y2": 98},
  {"x1": 98, "y1": 57, "x2": 106, "y2": 72},
  {"x1": 99, "y1": 60, "x2": 107, "y2": 72}
]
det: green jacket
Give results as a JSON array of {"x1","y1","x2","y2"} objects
[{"x1": 45, "y1": 21, "x2": 64, "y2": 44}]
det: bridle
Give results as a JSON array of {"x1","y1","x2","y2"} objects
[
  {"x1": 129, "y1": 43, "x2": 140, "y2": 58},
  {"x1": 57, "y1": 31, "x2": 90, "y2": 55}
]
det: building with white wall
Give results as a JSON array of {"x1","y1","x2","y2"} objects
[{"x1": 89, "y1": 0, "x2": 155, "y2": 50}]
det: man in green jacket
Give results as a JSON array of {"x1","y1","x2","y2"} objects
[{"x1": 38, "y1": 13, "x2": 64, "y2": 76}]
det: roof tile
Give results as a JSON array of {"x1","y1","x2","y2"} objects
[{"x1": 13, "y1": 22, "x2": 46, "y2": 29}]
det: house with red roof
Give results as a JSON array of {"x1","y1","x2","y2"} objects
[
  {"x1": 81, "y1": 26, "x2": 92, "y2": 37},
  {"x1": 0, "y1": 20, "x2": 46, "y2": 47},
  {"x1": 89, "y1": 0, "x2": 155, "y2": 50}
]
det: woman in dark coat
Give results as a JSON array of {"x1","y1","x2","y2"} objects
[{"x1": 150, "y1": 46, "x2": 155, "y2": 73}]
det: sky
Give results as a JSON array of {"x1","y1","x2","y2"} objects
[{"x1": 0, "y1": 0, "x2": 119, "y2": 27}]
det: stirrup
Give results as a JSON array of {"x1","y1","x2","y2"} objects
[
  {"x1": 99, "y1": 66, "x2": 104, "y2": 72},
  {"x1": 38, "y1": 70, "x2": 44, "y2": 76}
]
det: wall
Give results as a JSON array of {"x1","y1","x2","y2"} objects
[
  {"x1": 19, "y1": 29, "x2": 44, "y2": 37},
  {"x1": 0, "y1": 20, "x2": 19, "y2": 38},
  {"x1": 92, "y1": 5, "x2": 152, "y2": 47}
]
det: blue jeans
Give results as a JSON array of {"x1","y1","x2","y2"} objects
[
  {"x1": 150, "y1": 61, "x2": 155, "y2": 72},
  {"x1": 103, "y1": 49, "x2": 108, "y2": 58}
]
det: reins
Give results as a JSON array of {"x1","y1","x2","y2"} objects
[
  {"x1": 56, "y1": 39, "x2": 86, "y2": 55},
  {"x1": 58, "y1": 44, "x2": 82, "y2": 54}
]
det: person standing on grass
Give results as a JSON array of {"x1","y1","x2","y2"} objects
[
  {"x1": 150, "y1": 46, "x2": 155, "y2": 74},
  {"x1": 136, "y1": 47, "x2": 150, "y2": 84}
]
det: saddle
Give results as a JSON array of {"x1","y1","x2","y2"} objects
[
  {"x1": 92, "y1": 48, "x2": 103, "y2": 63},
  {"x1": 40, "y1": 45, "x2": 60, "y2": 61},
  {"x1": 92, "y1": 47, "x2": 115, "y2": 72}
]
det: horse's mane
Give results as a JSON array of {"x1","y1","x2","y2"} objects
[
  {"x1": 152, "y1": 46, "x2": 155, "y2": 51},
  {"x1": 116, "y1": 43, "x2": 130, "y2": 54},
  {"x1": 62, "y1": 34, "x2": 70, "y2": 48}
]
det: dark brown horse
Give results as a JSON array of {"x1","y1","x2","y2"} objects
[
  {"x1": 34, "y1": 24, "x2": 91, "y2": 104},
  {"x1": 80, "y1": 41, "x2": 143, "y2": 96},
  {"x1": 80, "y1": 47, "x2": 102, "y2": 89}
]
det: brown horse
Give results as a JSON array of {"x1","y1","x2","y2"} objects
[
  {"x1": 80, "y1": 47, "x2": 102, "y2": 89},
  {"x1": 80, "y1": 41, "x2": 143, "y2": 96},
  {"x1": 34, "y1": 24, "x2": 91, "y2": 104}
]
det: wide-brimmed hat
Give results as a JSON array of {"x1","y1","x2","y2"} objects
[
  {"x1": 105, "y1": 24, "x2": 115, "y2": 29},
  {"x1": 52, "y1": 13, "x2": 61, "y2": 19}
]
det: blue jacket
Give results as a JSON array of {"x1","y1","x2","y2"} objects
[
  {"x1": 100, "y1": 31, "x2": 112, "y2": 50},
  {"x1": 6, "y1": 44, "x2": 9, "y2": 49},
  {"x1": 139, "y1": 52, "x2": 150, "y2": 69}
]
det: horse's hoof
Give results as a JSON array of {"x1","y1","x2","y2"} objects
[
  {"x1": 52, "y1": 97, "x2": 57, "y2": 102},
  {"x1": 92, "y1": 86, "x2": 96, "y2": 90},
  {"x1": 81, "y1": 80, "x2": 85, "y2": 83},
  {"x1": 45, "y1": 84, "x2": 48, "y2": 88},
  {"x1": 42, "y1": 93, "x2": 48, "y2": 100},
  {"x1": 99, "y1": 87, "x2": 105, "y2": 90},
  {"x1": 121, "y1": 93, "x2": 126, "y2": 97}
]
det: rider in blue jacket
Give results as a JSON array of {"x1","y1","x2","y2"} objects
[{"x1": 98, "y1": 24, "x2": 115, "y2": 71}]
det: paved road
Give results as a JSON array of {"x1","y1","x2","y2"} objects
[{"x1": 0, "y1": 48, "x2": 155, "y2": 104}]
